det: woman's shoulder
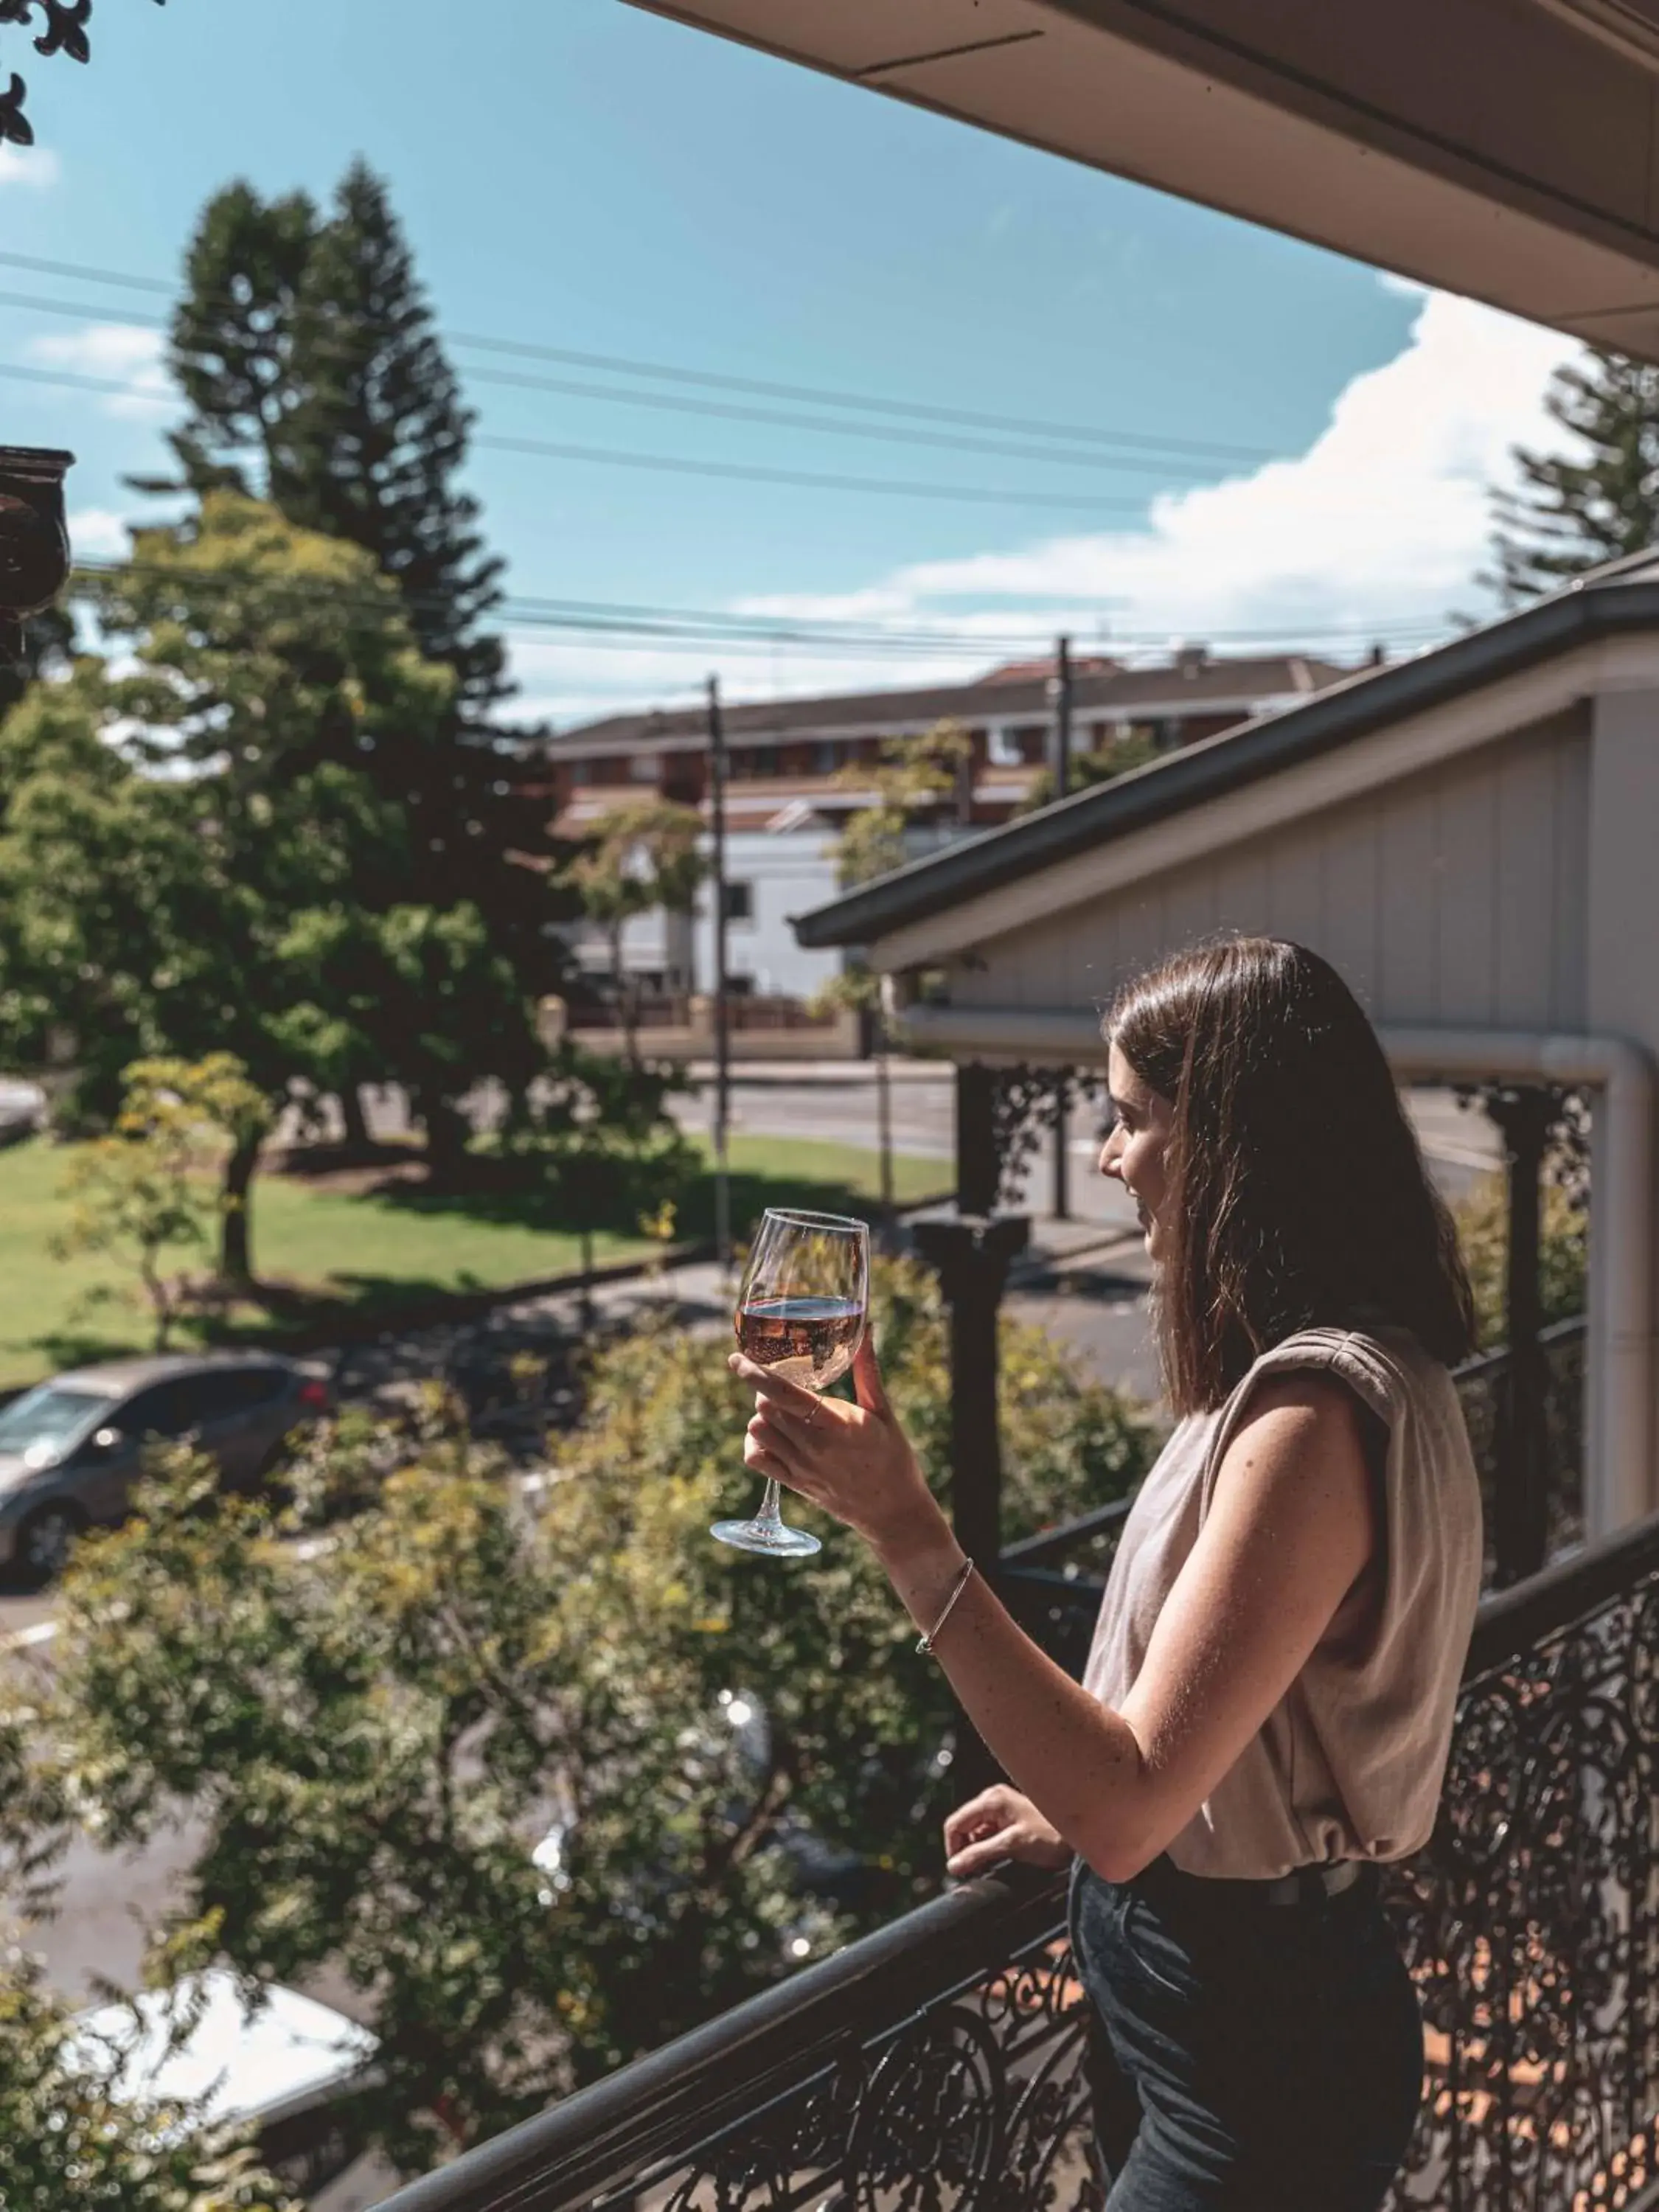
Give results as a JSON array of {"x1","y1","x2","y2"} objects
[{"x1": 1234, "y1": 1323, "x2": 1455, "y2": 1430}]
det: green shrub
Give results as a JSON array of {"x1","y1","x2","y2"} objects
[{"x1": 1454, "y1": 1172, "x2": 1588, "y2": 1351}]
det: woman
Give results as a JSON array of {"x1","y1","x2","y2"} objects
[{"x1": 731, "y1": 936, "x2": 1483, "y2": 2212}]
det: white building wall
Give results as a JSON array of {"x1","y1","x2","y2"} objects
[
  {"x1": 562, "y1": 821, "x2": 972, "y2": 1000},
  {"x1": 692, "y1": 829, "x2": 844, "y2": 1001}
]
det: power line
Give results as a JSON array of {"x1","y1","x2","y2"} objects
[
  {"x1": 429, "y1": 361, "x2": 1227, "y2": 480},
  {"x1": 476, "y1": 432, "x2": 1144, "y2": 515},
  {"x1": 448, "y1": 333, "x2": 1270, "y2": 464},
  {"x1": 0, "y1": 296, "x2": 1223, "y2": 481},
  {"x1": 1, "y1": 352, "x2": 1156, "y2": 515},
  {"x1": 0, "y1": 250, "x2": 173, "y2": 295},
  {"x1": 67, "y1": 552, "x2": 1453, "y2": 658},
  {"x1": 0, "y1": 288, "x2": 167, "y2": 328},
  {"x1": 69, "y1": 555, "x2": 1064, "y2": 659},
  {"x1": 0, "y1": 249, "x2": 1275, "y2": 465},
  {"x1": 0, "y1": 361, "x2": 167, "y2": 402}
]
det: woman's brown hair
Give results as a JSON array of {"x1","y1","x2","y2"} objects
[{"x1": 1107, "y1": 935, "x2": 1475, "y2": 1414}]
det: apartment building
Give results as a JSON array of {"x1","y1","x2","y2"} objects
[{"x1": 542, "y1": 647, "x2": 1354, "y2": 1005}]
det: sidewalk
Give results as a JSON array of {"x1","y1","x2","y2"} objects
[{"x1": 679, "y1": 1057, "x2": 953, "y2": 1085}]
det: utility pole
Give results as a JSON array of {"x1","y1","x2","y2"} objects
[
  {"x1": 1051, "y1": 635, "x2": 1074, "y2": 1220},
  {"x1": 1052, "y1": 631, "x2": 1074, "y2": 801},
  {"x1": 707, "y1": 675, "x2": 733, "y2": 1275}
]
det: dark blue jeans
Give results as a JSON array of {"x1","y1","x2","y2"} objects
[{"x1": 1068, "y1": 1855, "x2": 1424, "y2": 2211}]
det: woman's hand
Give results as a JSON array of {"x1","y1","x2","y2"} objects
[
  {"x1": 729, "y1": 1333, "x2": 946, "y2": 1559},
  {"x1": 942, "y1": 1785, "x2": 1071, "y2": 1879}
]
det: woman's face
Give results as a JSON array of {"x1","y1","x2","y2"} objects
[{"x1": 1100, "y1": 1042, "x2": 1176, "y2": 1261}]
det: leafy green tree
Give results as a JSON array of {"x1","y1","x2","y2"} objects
[
  {"x1": 18, "y1": 1260, "x2": 1152, "y2": 2169},
  {"x1": 274, "y1": 902, "x2": 539, "y2": 1186},
  {"x1": 0, "y1": 1697, "x2": 293, "y2": 2211},
  {"x1": 124, "y1": 1054, "x2": 276, "y2": 1287},
  {"x1": 504, "y1": 1044, "x2": 697, "y2": 1318},
  {"x1": 1016, "y1": 726, "x2": 1164, "y2": 815},
  {"x1": 0, "y1": 675, "x2": 264, "y2": 1132},
  {"x1": 53, "y1": 1111, "x2": 210, "y2": 1352},
  {"x1": 1488, "y1": 349, "x2": 1659, "y2": 604},
  {"x1": 0, "y1": 496, "x2": 542, "y2": 1184},
  {"x1": 1453, "y1": 1170, "x2": 1588, "y2": 1351},
  {"x1": 818, "y1": 723, "x2": 970, "y2": 1224},
  {"x1": 51, "y1": 1054, "x2": 273, "y2": 1337},
  {"x1": 140, "y1": 163, "x2": 558, "y2": 1011},
  {"x1": 0, "y1": 1953, "x2": 293, "y2": 2212},
  {"x1": 832, "y1": 718, "x2": 970, "y2": 890},
  {"x1": 560, "y1": 801, "x2": 706, "y2": 1065}
]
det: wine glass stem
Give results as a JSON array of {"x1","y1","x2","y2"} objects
[{"x1": 755, "y1": 1478, "x2": 785, "y2": 1528}]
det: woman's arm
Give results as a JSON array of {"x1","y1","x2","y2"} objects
[{"x1": 735, "y1": 1341, "x2": 1375, "y2": 1882}]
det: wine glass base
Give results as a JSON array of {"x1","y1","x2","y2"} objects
[{"x1": 710, "y1": 1517, "x2": 822, "y2": 1559}]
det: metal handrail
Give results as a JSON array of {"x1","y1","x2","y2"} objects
[
  {"x1": 375, "y1": 1497, "x2": 1659, "y2": 2212},
  {"x1": 375, "y1": 1868, "x2": 1067, "y2": 2212},
  {"x1": 1449, "y1": 1310, "x2": 1587, "y2": 1387},
  {"x1": 998, "y1": 1494, "x2": 1132, "y2": 1573}
]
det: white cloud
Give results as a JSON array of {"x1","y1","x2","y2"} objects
[
  {"x1": 0, "y1": 144, "x2": 60, "y2": 187},
  {"x1": 507, "y1": 283, "x2": 1581, "y2": 725},
  {"x1": 27, "y1": 322, "x2": 175, "y2": 420},
  {"x1": 67, "y1": 508, "x2": 130, "y2": 560},
  {"x1": 726, "y1": 287, "x2": 1579, "y2": 666}
]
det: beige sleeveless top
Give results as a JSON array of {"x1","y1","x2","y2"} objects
[{"x1": 1082, "y1": 1326, "x2": 1482, "y2": 1880}]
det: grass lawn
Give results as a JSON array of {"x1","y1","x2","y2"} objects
[{"x1": 0, "y1": 1133, "x2": 947, "y2": 1387}]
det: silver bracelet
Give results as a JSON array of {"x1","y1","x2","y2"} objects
[{"x1": 916, "y1": 1557, "x2": 976, "y2": 1655}]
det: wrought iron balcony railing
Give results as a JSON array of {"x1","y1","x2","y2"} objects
[{"x1": 380, "y1": 1478, "x2": 1659, "y2": 2212}]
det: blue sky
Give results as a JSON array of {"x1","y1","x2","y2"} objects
[{"x1": 0, "y1": 0, "x2": 1576, "y2": 723}]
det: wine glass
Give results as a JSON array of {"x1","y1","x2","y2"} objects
[{"x1": 712, "y1": 1206, "x2": 870, "y2": 1558}]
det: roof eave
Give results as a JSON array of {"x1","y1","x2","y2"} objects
[{"x1": 793, "y1": 580, "x2": 1659, "y2": 951}]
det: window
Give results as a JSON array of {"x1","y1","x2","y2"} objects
[
  {"x1": 812, "y1": 740, "x2": 839, "y2": 776},
  {"x1": 723, "y1": 880, "x2": 754, "y2": 923},
  {"x1": 629, "y1": 751, "x2": 660, "y2": 784},
  {"x1": 0, "y1": 1385, "x2": 113, "y2": 1457},
  {"x1": 178, "y1": 1368, "x2": 290, "y2": 1424},
  {"x1": 987, "y1": 726, "x2": 1022, "y2": 768},
  {"x1": 119, "y1": 1381, "x2": 195, "y2": 1441},
  {"x1": 568, "y1": 760, "x2": 593, "y2": 786}
]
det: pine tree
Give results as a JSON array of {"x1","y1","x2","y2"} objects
[
  {"x1": 1489, "y1": 349, "x2": 1659, "y2": 604},
  {"x1": 132, "y1": 179, "x2": 318, "y2": 503},
  {"x1": 150, "y1": 164, "x2": 560, "y2": 996},
  {"x1": 156, "y1": 162, "x2": 507, "y2": 715},
  {"x1": 280, "y1": 160, "x2": 508, "y2": 715}
]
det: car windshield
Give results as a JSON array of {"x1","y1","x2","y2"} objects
[{"x1": 0, "y1": 1384, "x2": 114, "y2": 1461}]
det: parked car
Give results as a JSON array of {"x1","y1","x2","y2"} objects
[
  {"x1": 69, "y1": 1967, "x2": 379, "y2": 2199},
  {"x1": 0, "y1": 1352, "x2": 330, "y2": 1587}
]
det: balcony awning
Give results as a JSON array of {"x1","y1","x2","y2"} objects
[{"x1": 625, "y1": 0, "x2": 1659, "y2": 361}]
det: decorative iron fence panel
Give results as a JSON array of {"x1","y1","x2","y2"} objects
[
  {"x1": 1452, "y1": 1318, "x2": 1587, "y2": 1579},
  {"x1": 379, "y1": 1512, "x2": 1659, "y2": 2212}
]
